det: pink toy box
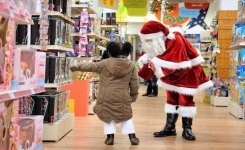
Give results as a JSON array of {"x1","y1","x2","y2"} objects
[
  {"x1": 0, "y1": 17, "x2": 15, "y2": 92},
  {"x1": 14, "y1": 50, "x2": 37, "y2": 90},
  {"x1": 18, "y1": 115, "x2": 44, "y2": 150},
  {"x1": 0, "y1": 99, "x2": 19, "y2": 150},
  {"x1": 35, "y1": 52, "x2": 46, "y2": 87}
]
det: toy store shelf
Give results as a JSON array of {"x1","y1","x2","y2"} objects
[
  {"x1": 0, "y1": 3, "x2": 33, "y2": 25},
  {"x1": 0, "y1": 87, "x2": 46, "y2": 102},
  {"x1": 230, "y1": 41, "x2": 245, "y2": 48},
  {"x1": 48, "y1": 11, "x2": 74, "y2": 24},
  {"x1": 228, "y1": 101, "x2": 243, "y2": 119},
  {"x1": 101, "y1": 25, "x2": 118, "y2": 31},
  {"x1": 71, "y1": 4, "x2": 96, "y2": 15},
  {"x1": 201, "y1": 40, "x2": 211, "y2": 43},
  {"x1": 44, "y1": 80, "x2": 73, "y2": 88},
  {"x1": 100, "y1": 36, "x2": 111, "y2": 41},
  {"x1": 43, "y1": 113, "x2": 74, "y2": 141},
  {"x1": 15, "y1": 45, "x2": 73, "y2": 52},
  {"x1": 210, "y1": 96, "x2": 229, "y2": 107},
  {"x1": 70, "y1": 32, "x2": 79, "y2": 37},
  {"x1": 98, "y1": 45, "x2": 106, "y2": 51}
]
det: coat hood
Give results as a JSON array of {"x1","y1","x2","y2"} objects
[{"x1": 105, "y1": 56, "x2": 134, "y2": 77}]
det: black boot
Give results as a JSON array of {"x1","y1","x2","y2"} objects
[
  {"x1": 128, "y1": 133, "x2": 140, "y2": 145},
  {"x1": 182, "y1": 117, "x2": 196, "y2": 140},
  {"x1": 153, "y1": 113, "x2": 178, "y2": 137},
  {"x1": 105, "y1": 134, "x2": 114, "y2": 145}
]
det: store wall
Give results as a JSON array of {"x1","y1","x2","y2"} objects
[
  {"x1": 218, "y1": 0, "x2": 238, "y2": 10},
  {"x1": 126, "y1": 2, "x2": 219, "y2": 35}
]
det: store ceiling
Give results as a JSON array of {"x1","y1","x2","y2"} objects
[{"x1": 168, "y1": 0, "x2": 216, "y2": 3}]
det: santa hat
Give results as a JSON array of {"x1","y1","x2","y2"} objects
[{"x1": 139, "y1": 21, "x2": 175, "y2": 40}]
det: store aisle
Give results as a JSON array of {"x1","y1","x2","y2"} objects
[{"x1": 43, "y1": 86, "x2": 245, "y2": 150}]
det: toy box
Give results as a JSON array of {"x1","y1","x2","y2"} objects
[
  {"x1": 232, "y1": 24, "x2": 243, "y2": 45},
  {"x1": 236, "y1": 26, "x2": 245, "y2": 43},
  {"x1": 236, "y1": 65, "x2": 245, "y2": 77},
  {"x1": 239, "y1": 48, "x2": 245, "y2": 65},
  {"x1": 11, "y1": 48, "x2": 21, "y2": 90},
  {"x1": 18, "y1": 51, "x2": 37, "y2": 90},
  {"x1": 35, "y1": 52, "x2": 46, "y2": 87},
  {"x1": 0, "y1": 17, "x2": 15, "y2": 92},
  {"x1": 0, "y1": 99, "x2": 19, "y2": 150},
  {"x1": 18, "y1": 115, "x2": 44, "y2": 150}
]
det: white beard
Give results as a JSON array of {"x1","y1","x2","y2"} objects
[{"x1": 141, "y1": 37, "x2": 166, "y2": 58}]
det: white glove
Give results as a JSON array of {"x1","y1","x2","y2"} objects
[{"x1": 138, "y1": 54, "x2": 148, "y2": 68}]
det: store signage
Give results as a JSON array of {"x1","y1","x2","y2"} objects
[
  {"x1": 98, "y1": 0, "x2": 119, "y2": 10},
  {"x1": 123, "y1": 0, "x2": 147, "y2": 8},
  {"x1": 179, "y1": 7, "x2": 199, "y2": 18},
  {"x1": 127, "y1": 7, "x2": 147, "y2": 16},
  {"x1": 184, "y1": 2, "x2": 209, "y2": 9}
]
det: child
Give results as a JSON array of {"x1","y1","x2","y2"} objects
[{"x1": 70, "y1": 41, "x2": 140, "y2": 145}]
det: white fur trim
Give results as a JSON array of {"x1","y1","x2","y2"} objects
[
  {"x1": 169, "y1": 27, "x2": 184, "y2": 35},
  {"x1": 198, "y1": 80, "x2": 213, "y2": 91},
  {"x1": 165, "y1": 103, "x2": 178, "y2": 114},
  {"x1": 157, "y1": 80, "x2": 198, "y2": 95},
  {"x1": 139, "y1": 32, "x2": 164, "y2": 40},
  {"x1": 154, "y1": 65, "x2": 165, "y2": 79},
  {"x1": 152, "y1": 57, "x2": 192, "y2": 69},
  {"x1": 178, "y1": 106, "x2": 197, "y2": 118},
  {"x1": 191, "y1": 55, "x2": 205, "y2": 66},
  {"x1": 167, "y1": 32, "x2": 175, "y2": 40},
  {"x1": 137, "y1": 54, "x2": 148, "y2": 68}
]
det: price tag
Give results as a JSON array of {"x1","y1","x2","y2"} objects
[
  {"x1": 9, "y1": 92, "x2": 15, "y2": 99},
  {"x1": 9, "y1": 11, "x2": 14, "y2": 17},
  {"x1": 25, "y1": 17, "x2": 29, "y2": 23},
  {"x1": 30, "y1": 88, "x2": 35, "y2": 94}
]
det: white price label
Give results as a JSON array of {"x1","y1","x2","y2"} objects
[
  {"x1": 30, "y1": 88, "x2": 35, "y2": 94},
  {"x1": 25, "y1": 17, "x2": 28, "y2": 23},
  {"x1": 9, "y1": 11, "x2": 14, "y2": 17},
  {"x1": 9, "y1": 92, "x2": 15, "y2": 99}
]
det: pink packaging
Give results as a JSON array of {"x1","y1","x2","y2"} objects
[
  {"x1": 35, "y1": 51, "x2": 46, "y2": 87},
  {"x1": 0, "y1": 99, "x2": 19, "y2": 150},
  {"x1": 18, "y1": 51, "x2": 37, "y2": 90},
  {"x1": 11, "y1": 48, "x2": 21, "y2": 90},
  {"x1": 18, "y1": 115, "x2": 44, "y2": 150},
  {"x1": 0, "y1": 17, "x2": 15, "y2": 92}
]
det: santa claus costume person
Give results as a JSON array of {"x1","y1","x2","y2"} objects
[{"x1": 138, "y1": 21, "x2": 213, "y2": 141}]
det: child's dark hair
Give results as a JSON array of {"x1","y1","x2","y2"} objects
[
  {"x1": 106, "y1": 41, "x2": 121, "y2": 57},
  {"x1": 122, "y1": 42, "x2": 133, "y2": 57},
  {"x1": 101, "y1": 50, "x2": 109, "y2": 59}
]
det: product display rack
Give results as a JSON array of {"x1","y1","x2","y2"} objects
[
  {"x1": 0, "y1": 87, "x2": 46, "y2": 102},
  {"x1": 71, "y1": 4, "x2": 97, "y2": 15},
  {"x1": 228, "y1": 3, "x2": 244, "y2": 119},
  {"x1": 15, "y1": 45, "x2": 74, "y2": 53},
  {"x1": 43, "y1": 113, "x2": 74, "y2": 141},
  {"x1": 0, "y1": 2, "x2": 33, "y2": 24}
]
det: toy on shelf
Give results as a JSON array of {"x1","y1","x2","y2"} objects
[{"x1": 210, "y1": 77, "x2": 230, "y2": 97}]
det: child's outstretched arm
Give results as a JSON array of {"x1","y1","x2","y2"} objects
[{"x1": 70, "y1": 61, "x2": 104, "y2": 73}]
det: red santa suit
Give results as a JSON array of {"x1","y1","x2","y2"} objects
[{"x1": 138, "y1": 21, "x2": 213, "y2": 141}]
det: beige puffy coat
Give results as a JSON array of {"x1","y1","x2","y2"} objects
[{"x1": 74, "y1": 56, "x2": 139, "y2": 123}]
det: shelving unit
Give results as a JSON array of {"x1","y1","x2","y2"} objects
[
  {"x1": 101, "y1": 25, "x2": 118, "y2": 30},
  {"x1": 48, "y1": 11, "x2": 74, "y2": 24},
  {"x1": 0, "y1": 2, "x2": 33, "y2": 24},
  {"x1": 44, "y1": 80, "x2": 73, "y2": 88},
  {"x1": 227, "y1": 7, "x2": 244, "y2": 119},
  {"x1": 0, "y1": 87, "x2": 45, "y2": 102},
  {"x1": 71, "y1": 4, "x2": 96, "y2": 15},
  {"x1": 15, "y1": 45, "x2": 73, "y2": 52},
  {"x1": 43, "y1": 113, "x2": 74, "y2": 141}
]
